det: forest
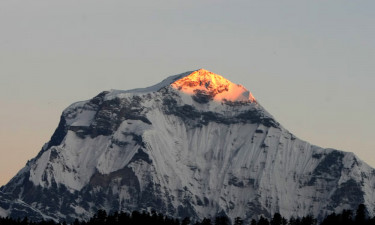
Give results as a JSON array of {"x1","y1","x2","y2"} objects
[{"x1": 1, "y1": 204, "x2": 374, "y2": 225}]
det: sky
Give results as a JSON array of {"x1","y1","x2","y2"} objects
[{"x1": 0, "y1": 0, "x2": 374, "y2": 186}]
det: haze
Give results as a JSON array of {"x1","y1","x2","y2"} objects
[{"x1": 0, "y1": 0, "x2": 374, "y2": 186}]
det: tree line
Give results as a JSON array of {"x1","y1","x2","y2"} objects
[{"x1": 1, "y1": 204, "x2": 375, "y2": 225}]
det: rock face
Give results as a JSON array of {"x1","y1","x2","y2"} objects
[{"x1": 1, "y1": 69, "x2": 374, "y2": 223}]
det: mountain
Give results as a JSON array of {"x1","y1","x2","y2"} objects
[{"x1": 1, "y1": 69, "x2": 374, "y2": 223}]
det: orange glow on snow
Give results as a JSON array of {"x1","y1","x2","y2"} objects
[{"x1": 171, "y1": 69, "x2": 256, "y2": 102}]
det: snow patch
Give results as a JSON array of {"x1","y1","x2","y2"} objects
[
  {"x1": 69, "y1": 110, "x2": 96, "y2": 127},
  {"x1": 0, "y1": 207, "x2": 8, "y2": 217}
]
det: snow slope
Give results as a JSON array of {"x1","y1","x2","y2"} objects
[{"x1": 1, "y1": 69, "x2": 374, "y2": 223}]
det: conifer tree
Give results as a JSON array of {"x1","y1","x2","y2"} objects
[
  {"x1": 300, "y1": 215, "x2": 316, "y2": 225},
  {"x1": 214, "y1": 216, "x2": 229, "y2": 225},
  {"x1": 234, "y1": 217, "x2": 243, "y2": 225},
  {"x1": 73, "y1": 218, "x2": 80, "y2": 225},
  {"x1": 355, "y1": 204, "x2": 367, "y2": 224},
  {"x1": 182, "y1": 217, "x2": 191, "y2": 225},
  {"x1": 258, "y1": 216, "x2": 269, "y2": 225},
  {"x1": 201, "y1": 218, "x2": 212, "y2": 225},
  {"x1": 271, "y1": 213, "x2": 282, "y2": 225}
]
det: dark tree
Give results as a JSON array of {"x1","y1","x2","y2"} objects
[
  {"x1": 355, "y1": 204, "x2": 367, "y2": 224},
  {"x1": 73, "y1": 218, "x2": 80, "y2": 225},
  {"x1": 271, "y1": 213, "x2": 282, "y2": 225},
  {"x1": 234, "y1": 217, "x2": 243, "y2": 225},
  {"x1": 201, "y1": 218, "x2": 212, "y2": 225},
  {"x1": 2, "y1": 204, "x2": 375, "y2": 225},
  {"x1": 118, "y1": 211, "x2": 130, "y2": 225},
  {"x1": 258, "y1": 216, "x2": 269, "y2": 225},
  {"x1": 105, "y1": 212, "x2": 117, "y2": 225},
  {"x1": 215, "y1": 216, "x2": 229, "y2": 225},
  {"x1": 21, "y1": 217, "x2": 29, "y2": 225},
  {"x1": 321, "y1": 213, "x2": 338, "y2": 225},
  {"x1": 368, "y1": 216, "x2": 375, "y2": 225},
  {"x1": 288, "y1": 217, "x2": 296, "y2": 225},
  {"x1": 90, "y1": 209, "x2": 107, "y2": 225},
  {"x1": 289, "y1": 217, "x2": 301, "y2": 225},
  {"x1": 182, "y1": 217, "x2": 191, "y2": 225},
  {"x1": 300, "y1": 215, "x2": 316, "y2": 225}
]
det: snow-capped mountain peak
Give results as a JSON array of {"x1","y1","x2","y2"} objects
[
  {"x1": 0, "y1": 69, "x2": 374, "y2": 223},
  {"x1": 171, "y1": 69, "x2": 256, "y2": 102}
]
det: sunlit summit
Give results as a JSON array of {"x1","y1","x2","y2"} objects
[{"x1": 171, "y1": 69, "x2": 256, "y2": 102}]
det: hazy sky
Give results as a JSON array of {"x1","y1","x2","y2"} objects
[{"x1": 0, "y1": 0, "x2": 374, "y2": 185}]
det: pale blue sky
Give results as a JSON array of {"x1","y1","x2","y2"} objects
[{"x1": 0, "y1": 0, "x2": 374, "y2": 185}]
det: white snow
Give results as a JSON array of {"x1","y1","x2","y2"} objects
[
  {"x1": 0, "y1": 207, "x2": 8, "y2": 218},
  {"x1": 69, "y1": 110, "x2": 96, "y2": 127},
  {"x1": 71, "y1": 204, "x2": 89, "y2": 216},
  {"x1": 106, "y1": 70, "x2": 195, "y2": 99}
]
